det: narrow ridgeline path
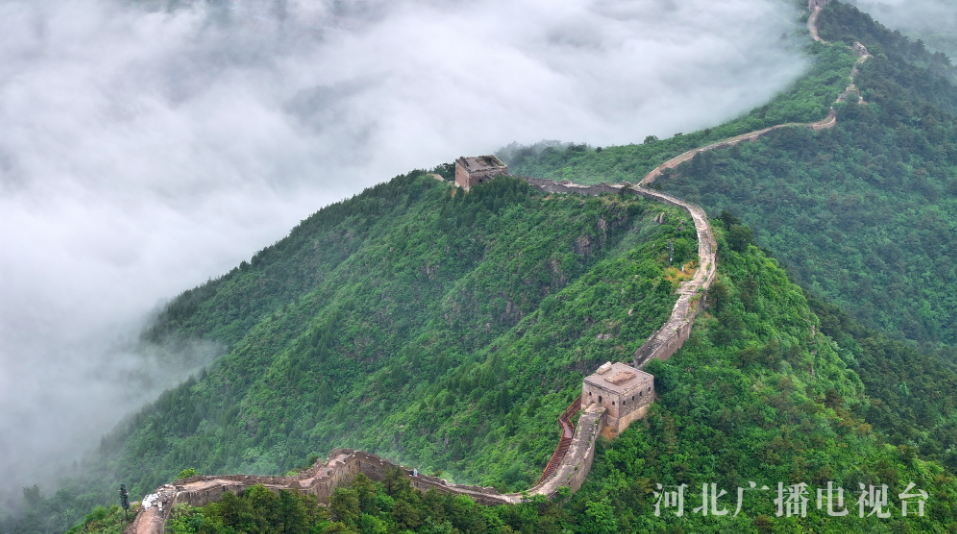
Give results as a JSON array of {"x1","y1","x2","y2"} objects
[
  {"x1": 808, "y1": 0, "x2": 827, "y2": 43},
  {"x1": 639, "y1": 1, "x2": 870, "y2": 188},
  {"x1": 127, "y1": 3, "x2": 867, "y2": 531},
  {"x1": 520, "y1": 177, "x2": 718, "y2": 369}
]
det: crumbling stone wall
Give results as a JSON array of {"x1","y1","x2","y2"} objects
[
  {"x1": 519, "y1": 176, "x2": 622, "y2": 196},
  {"x1": 127, "y1": 449, "x2": 520, "y2": 534},
  {"x1": 129, "y1": 409, "x2": 612, "y2": 534}
]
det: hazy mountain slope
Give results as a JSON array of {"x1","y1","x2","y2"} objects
[
  {"x1": 507, "y1": 1, "x2": 957, "y2": 346},
  {"x1": 850, "y1": 0, "x2": 957, "y2": 64},
  {"x1": 829, "y1": 1, "x2": 957, "y2": 87}
]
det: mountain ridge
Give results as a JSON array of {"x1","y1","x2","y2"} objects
[
  {"x1": 116, "y1": 3, "x2": 941, "y2": 531},
  {"x1": 13, "y1": 1, "x2": 957, "y2": 532}
]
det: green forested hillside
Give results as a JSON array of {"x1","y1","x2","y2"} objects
[
  {"x1": 8, "y1": 173, "x2": 697, "y2": 534},
  {"x1": 507, "y1": 1, "x2": 957, "y2": 346},
  {"x1": 81, "y1": 220, "x2": 957, "y2": 533},
  {"x1": 807, "y1": 294, "x2": 957, "y2": 472},
  {"x1": 13, "y1": 1, "x2": 957, "y2": 533},
  {"x1": 563, "y1": 224, "x2": 957, "y2": 532},
  {"x1": 112, "y1": 174, "x2": 694, "y2": 492}
]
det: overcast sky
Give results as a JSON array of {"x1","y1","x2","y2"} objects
[{"x1": 0, "y1": 0, "x2": 809, "y2": 500}]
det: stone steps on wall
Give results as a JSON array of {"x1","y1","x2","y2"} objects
[{"x1": 536, "y1": 395, "x2": 582, "y2": 485}]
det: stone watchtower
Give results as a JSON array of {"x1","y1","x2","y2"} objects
[
  {"x1": 583, "y1": 361, "x2": 654, "y2": 439},
  {"x1": 454, "y1": 155, "x2": 508, "y2": 191}
]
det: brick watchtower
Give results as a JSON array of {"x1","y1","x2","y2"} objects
[
  {"x1": 583, "y1": 362, "x2": 655, "y2": 439},
  {"x1": 454, "y1": 155, "x2": 508, "y2": 191}
]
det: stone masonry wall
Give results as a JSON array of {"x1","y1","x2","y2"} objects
[
  {"x1": 516, "y1": 178, "x2": 718, "y2": 369},
  {"x1": 522, "y1": 403, "x2": 606, "y2": 496},
  {"x1": 127, "y1": 450, "x2": 521, "y2": 534}
]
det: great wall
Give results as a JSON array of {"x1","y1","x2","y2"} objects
[{"x1": 126, "y1": 2, "x2": 868, "y2": 531}]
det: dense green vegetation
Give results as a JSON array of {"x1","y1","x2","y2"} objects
[
  {"x1": 567, "y1": 222, "x2": 957, "y2": 532},
  {"x1": 507, "y1": 2, "x2": 957, "y2": 346},
  {"x1": 159, "y1": 471, "x2": 566, "y2": 534},
  {"x1": 63, "y1": 505, "x2": 134, "y2": 534},
  {"x1": 808, "y1": 294, "x2": 957, "y2": 473},
  {"x1": 73, "y1": 226, "x2": 957, "y2": 533},
  {"x1": 650, "y1": 108, "x2": 957, "y2": 344},
  {"x1": 12, "y1": 1, "x2": 957, "y2": 533},
  {"x1": 653, "y1": 3, "x2": 957, "y2": 346},
  {"x1": 7, "y1": 174, "x2": 693, "y2": 534},
  {"x1": 165, "y1": 484, "x2": 326, "y2": 534},
  {"x1": 108, "y1": 174, "x2": 688, "y2": 496}
]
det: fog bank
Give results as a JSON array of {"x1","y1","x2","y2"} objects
[
  {"x1": 850, "y1": 0, "x2": 957, "y2": 59},
  {"x1": 0, "y1": 0, "x2": 808, "y2": 501}
]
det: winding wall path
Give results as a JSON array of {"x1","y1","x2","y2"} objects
[
  {"x1": 126, "y1": 3, "x2": 865, "y2": 531},
  {"x1": 126, "y1": 176, "x2": 719, "y2": 534},
  {"x1": 128, "y1": 405, "x2": 609, "y2": 533}
]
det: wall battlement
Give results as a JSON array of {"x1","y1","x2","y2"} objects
[{"x1": 455, "y1": 155, "x2": 508, "y2": 190}]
